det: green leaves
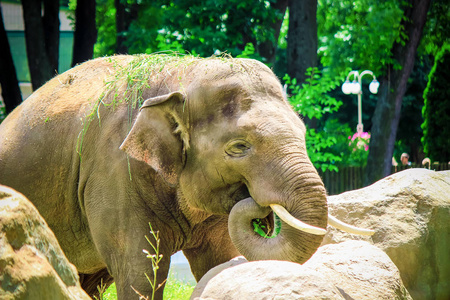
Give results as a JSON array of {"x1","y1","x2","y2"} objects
[
  {"x1": 0, "y1": 99, "x2": 6, "y2": 122},
  {"x1": 305, "y1": 128, "x2": 341, "y2": 172},
  {"x1": 284, "y1": 68, "x2": 344, "y2": 172},
  {"x1": 252, "y1": 213, "x2": 281, "y2": 239},
  {"x1": 317, "y1": 0, "x2": 403, "y2": 76},
  {"x1": 284, "y1": 68, "x2": 342, "y2": 121},
  {"x1": 236, "y1": 43, "x2": 264, "y2": 61},
  {"x1": 421, "y1": 42, "x2": 450, "y2": 162},
  {"x1": 94, "y1": 0, "x2": 284, "y2": 59}
]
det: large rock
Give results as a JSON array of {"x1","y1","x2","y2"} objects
[
  {"x1": 323, "y1": 168, "x2": 450, "y2": 300},
  {"x1": 191, "y1": 240, "x2": 411, "y2": 300},
  {"x1": 0, "y1": 185, "x2": 91, "y2": 300}
]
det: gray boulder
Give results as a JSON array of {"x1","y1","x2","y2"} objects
[
  {"x1": 0, "y1": 185, "x2": 91, "y2": 300},
  {"x1": 191, "y1": 240, "x2": 411, "y2": 300},
  {"x1": 323, "y1": 168, "x2": 450, "y2": 300}
]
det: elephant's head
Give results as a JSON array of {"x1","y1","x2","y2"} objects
[{"x1": 120, "y1": 57, "x2": 373, "y2": 264}]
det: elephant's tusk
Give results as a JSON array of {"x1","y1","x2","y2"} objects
[
  {"x1": 270, "y1": 204, "x2": 375, "y2": 236},
  {"x1": 270, "y1": 204, "x2": 327, "y2": 235},
  {"x1": 327, "y1": 215, "x2": 375, "y2": 236}
]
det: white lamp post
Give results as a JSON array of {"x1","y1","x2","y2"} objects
[{"x1": 342, "y1": 70, "x2": 379, "y2": 133}]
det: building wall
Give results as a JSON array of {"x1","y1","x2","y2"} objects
[
  {"x1": 2, "y1": 1, "x2": 73, "y2": 31},
  {"x1": 1, "y1": 1, "x2": 74, "y2": 99}
]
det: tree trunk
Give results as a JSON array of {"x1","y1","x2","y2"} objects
[
  {"x1": 115, "y1": 0, "x2": 138, "y2": 54},
  {"x1": 364, "y1": 0, "x2": 431, "y2": 186},
  {"x1": 43, "y1": 0, "x2": 59, "y2": 72},
  {"x1": 286, "y1": 0, "x2": 317, "y2": 85},
  {"x1": 72, "y1": 0, "x2": 97, "y2": 66},
  {"x1": 257, "y1": 0, "x2": 289, "y2": 65},
  {"x1": 0, "y1": 5, "x2": 22, "y2": 113},
  {"x1": 22, "y1": 0, "x2": 60, "y2": 90},
  {"x1": 286, "y1": 0, "x2": 318, "y2": 128}
]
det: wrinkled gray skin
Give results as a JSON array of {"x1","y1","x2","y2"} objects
[{"x1": 0, "y1": 55, "x2": 327, "y2": 299}]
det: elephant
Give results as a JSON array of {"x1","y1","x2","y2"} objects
[{"x1": 0, "y1": 54, "x2": 372, "y2": 299}]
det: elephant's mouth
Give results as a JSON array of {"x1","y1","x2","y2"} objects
[
  {"x1": 229, "y1": 181, "x2": 377, "y2": 241},
  {"x1": 252, "y1": 211, "x2": 281, "y2": 238},
  {"x1": 229, "y1": 194, "x2": 376, "y2": 238},
  {"x1": 227, "y1": 192, "x2": 376, "y2": 263},
  {"x1": 230, "y1": 183, "x2": 251, "y2": 205},
  {"x1": 231, "y1": 184, "x2": 280, "y2": 238}
]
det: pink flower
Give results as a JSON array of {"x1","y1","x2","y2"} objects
[{"x1": 349, "y1": 131, "x2": 371, "y2": 151}]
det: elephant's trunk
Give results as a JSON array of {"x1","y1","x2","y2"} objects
[
  {"x1": 228, "y1": 198, "x2": 327, "y2": 263},
  {"x1": 228, "y1": 159, "x2": 374, "y2": 264},
  {"x1": 228, "y1": 164, "x2": 329, "y2": 263}
]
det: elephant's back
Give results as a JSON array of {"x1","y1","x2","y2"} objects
[
  {"x1": 0, "y1": 56, "x2": 134, "y2": 207},
  {"x1": 7, "y1": 56, "x2": 133, "y2": 128},
  {"x1": 0, "y1": 56, "x2": 140, "y2": 273}
]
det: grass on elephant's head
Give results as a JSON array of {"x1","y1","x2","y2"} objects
[
  {"x1": 77, "y1": 52, "x2": 259, "y2": 158},
  {"x1": 101, "y1": 279, "x2": 195, "y2": 300},
  {"x1": 76, "y1": 53, "x2": 197, "y2": 157}
]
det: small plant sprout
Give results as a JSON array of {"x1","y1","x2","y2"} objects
[
  {"x1": 133, "y1": 222, "x2": 166, "y2": 300},
  {"x1": 93, "y1": 278, "x2": 107, "y2": 300}
]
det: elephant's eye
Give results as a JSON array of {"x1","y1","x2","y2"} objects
[{"x1": 226, "y1": 140, "x2": 251, "y2": 157}]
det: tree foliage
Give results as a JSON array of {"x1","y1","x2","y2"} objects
[
  {"x1": 93, "y1": 0, "x2": 285, "y2": 61},
  {"x1": 317, "y1": 0, "x2": 403, "y2": 77},
  {"x1": 284, "y1": 68, "x2": 343, "y2": 172},
  {"x1": 2, "y1": 0, "x2": 448, "y2": 176},
  {"x1": 420, "y1": 0, "x2": 450, "y2": 56},
  {"x1": 421, "y1": 42, "x2": 450, "y2": 162},
  {"x1": 364, "y1": 0, "x2": 431, "y2": 185}
]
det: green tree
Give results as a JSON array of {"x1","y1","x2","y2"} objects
[
  {"x1": 316, "y1": 0, "x2": 433, "y2": 182},
  {"x1": 94, "y1": 0, "x2": 287, "y2": 60},
  {"x1": 365, "y1": 0, "x2": 431, "y2": 185},
  {"x1": 94, "y1": 0, "x2": 117, "y2": 56},
  {"x1": 284, "y1": 68, "x2": 343, "y2": 172},
  {"x1": 421, "y1": 43, "x2": 450, "y2": 162},
  {"x1": 317, "y1": 0, "x2": 404, "y2": 78},
  {"x1": 419, "y1": 0, "x2": 450, "y2": 56}
]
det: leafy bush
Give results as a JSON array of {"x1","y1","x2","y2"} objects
[
  {"x1": 0, "y1": 98, "x2": 6, "y2": 122},
  {"x1": 346, "y1": 131, "x2": 371, "y2": 166},
  {"x1": 315, "y1": 119, "x2": 370, "y2": 168},
  {"x1": 421, "y1": 42, "x2": 450, "y2": 162},
  {"x1": 92, "y1": 0, "x2": 283, "y2": 59},
  {"x1": 284, "y1": 68, "x2": 344, "y2": 172},
  {"x1": 236, "y1": 43, "x2": 264, "y2": 61}
]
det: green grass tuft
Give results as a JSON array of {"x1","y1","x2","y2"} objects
[
  {"x1": 163, "y1": 279, "x2": 195, "y2": 300},
  {"x1": 101, "y1": 278, "x2": 195, "y2": 300},
  {"x1": 102, "y1": 283, "x2": 118, "y2": 300}
]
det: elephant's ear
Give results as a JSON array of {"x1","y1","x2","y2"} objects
[{"x1": 120, "y1": 91, "x2": 189, "y2": 186}]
